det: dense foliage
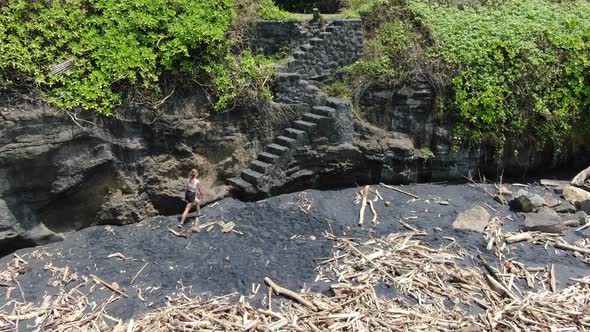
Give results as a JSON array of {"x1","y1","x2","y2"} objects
[
  {"x1": 346, "y1": 0, "x2": 590, "y2": 153},
  {"x1": 0, "y1": 0, "x2": 277, "y2": 114},
  {"x1": 257, "y1": 0, "x2": 295, "y2": 19}
]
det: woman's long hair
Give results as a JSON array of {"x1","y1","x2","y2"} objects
[{"x1": 189, "y1": 169, "x2": 198, "y2": 179}]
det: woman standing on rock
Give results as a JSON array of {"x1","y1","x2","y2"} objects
[{"x1": 178, "y1": 169, "x2": 204, "y2": 229}]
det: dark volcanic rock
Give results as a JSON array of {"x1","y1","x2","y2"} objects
[
  {"x1": 509, "y1": 190, "x2": 546, "y2": 212},
  {"x1": 452, "y1": 205, "x2": 491, "y2": 233},
  {"x1": 521, "y1": 207, "x2": 564, "y2": 233},
  {"x1": 575, "y1": 211, "x2": 588, "y2": 225},
  {"x1": 0, "y1": 100, "x2": 302, "y2": 253},
  {"x1": 553, "y1": 201, "x2": 576, "y2": 213},
  {"x1": 543, "y1": 194, "x2": 560, "y2": 208},
  {"x1": 575, "y1": 200, "x2": 590, "y2": 214}
]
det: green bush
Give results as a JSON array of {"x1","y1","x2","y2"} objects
[
  {"x1": 206, "y1": 51, "x2": 275, "y2": 111},
  {"x1": 348, "y1": 0, "x2": 590, "y2": 154},
  {"x1": 0, "y1": 0, "x2": 276, "y2": 114},
  {"x1": 410, "y1": 0, "x2": 590, "y2": 152},
  {"x1": 257, "y1": 0, "x2": 295, "y2": 19},
  {"x1": 321, "y1": 81, "x2": 352, "y2": 99}
]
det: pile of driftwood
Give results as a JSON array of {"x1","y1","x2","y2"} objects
[
  {"x1": 0, "y1": 272, "x2": 122, "y2": 331},
  {"x1": 2, "y1": 229, "x2": 589, "y2": 331},
  {"x1": 319, "y1": 231, "x2": 589, "y2": 330}
]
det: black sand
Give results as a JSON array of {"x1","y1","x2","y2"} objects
[{"x1": 2, "y1": 183, "x2": 588, "y2": 327}]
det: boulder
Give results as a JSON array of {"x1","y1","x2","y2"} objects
[
  {"x1": 509, "y1": 190, "x2": 546, "y2": 212},
  {"x1": 0, "y1": 199, "x2": 63, "y2": 254},
  {"x1": 452, "y1": 206, "x2": 491, "y2": 233},
  {"x1": 521, "y1": 207, "x2": 564, "y2": 234},
  {"x1": 543, "y1": 194, "x2": 560, "y2": 208},
  {"x1": 575, "y1": 211, "x2": 588, "y2": 225},
  {"x1": 575, "y1": 200, "x2": 590, "y2": 214},
  {"x1": 563, "y1": 185, "x2": 590, "y2": 204},
  {"x1": 553, "y1": 201, "x2": 576, "y2": 213},
  {"x1": 0, "y1": 199, "x2": 20, "y2": 245},
  {"x1": 0, "y1": 199, "x2": 17, "y2": 232}
]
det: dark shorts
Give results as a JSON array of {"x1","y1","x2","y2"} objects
[{"x1": 185, "y1": 191, "x2": 197, "y2": 204}]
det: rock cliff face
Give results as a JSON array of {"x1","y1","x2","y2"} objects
[
  {"x1": 1, "y1": 18, "x2": 587, "y2": 254},
  {"x1": 0, "y1": 96, "x2": 303, "y2": 254}
]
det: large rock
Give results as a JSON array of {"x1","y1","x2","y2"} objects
[
  {"x1": 509, "y1": 190, "x2": 546, "y2": 212},
  {"x1": 543, "y1": 194, "x2": 560, "y2": 208},
  {"x1": 563, "y1": 185, "x2": 590, "y2": 204},
  {"x1": 0, "y1": 199, "x2": 17, "y2": 231},
  {"x1": 0, "y1": 199, "x2": 62, "y2": 255},
  {"x1": 0, "y1": 98, "x2": 273, "y2": 253},
  {"x1": 452, "y1": 206, "x2": 491, "y2": 233},
  {"x1": 521, "y1": 207, "x2": 564, "y2": 233},
  {"x1": 575, "y1": 200, "x2": 590, "y2": 214},
  {"x1": 0, "y1": 199, "x2": 20, "y2": 244},
  {"x1": 575, "y1": 211, "x2": 588, "y2": 225},
  {"x1": 553, "y1": 201, "x2": 576, "y2": 213}
]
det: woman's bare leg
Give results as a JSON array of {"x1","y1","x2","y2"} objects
[
  {"x1": 196, "y1": 199, "x2": 201, "y2": 216},
  {"x1": 179, "y1": 203, "x2": 192, "y2": 225}
]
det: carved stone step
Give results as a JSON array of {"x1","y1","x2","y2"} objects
[
  {"x1": 228, "y1": 177, "x2": 253, "y2": 191},
  {"x1": 275, "y1": 72, "x2": 301, "y2": 81},
  {"x1": 241, "y1": 168, "x2": 263, "y2": 184},
  {"x1": 251, "y1": 160, "x2": 271, "y2": 174},
  {"x1": 300, "y1": 44, "x2": 313, "y2": 51},
  {"x1": 311, "y1": 106, "x2": 335, "y2": 117},
  {"x1": 276, "y1": 135, "x2": 297, "y2": 147},
  {"x1": 258, "y1": 152, "x2": 279, "y2": 163},
  {"x1": 284, "y1": 128, "x2": 306, "y2": 140},
  {"x1": 303, "y1": 112, "x2": 328, "y2": 123},
  {"x1": 275, "y1": 64, "x2": 288, "y2": 73},
  {"x1": 293, "y1": 120, "x2": 317, "y2": 133},
  {"x1": 293, "y1": 51, "x2": 306, "y2": 59},
  {"x1": 309, "y1": 37, "x2": 323, "y2": 46},
  {"x1": 267, "y1": 143, "x2": 289, "y2": 156}
]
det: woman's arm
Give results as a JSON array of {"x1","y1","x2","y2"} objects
[{"x1": 198, "y1": 181, "x2": 204, "y2": 199}]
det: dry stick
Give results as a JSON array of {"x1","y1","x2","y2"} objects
[
  {"x1": 15, "y1": 280, "x2": 25, "y2": 303},
  {"x1": 267, "y1": 285, "x2": 272, "y2": 311},
  {"x1": 90, "y1": 275, "x2": 128, "y2": 298},
  {"x1": 367, "y1": 200, "x2": 378, "y2": 224},
  {"x1": 130, "y1": 262, "x2": 149, "y2": 285},
  {"x1": 478, "y1": 254, "x2": 518, "y2": 300},
  {"x1": 549, "y1": 264, "x2": 557, "y2": 293},
  {"x1": 379, "y1": 183, "x2": 419, "y2": 199},
  {"x1": 358, "y1": 186, "x2": 370, "y2": 226},
  {"x1": 168, "y1": 228, "x2": 188, "y2": 238},
  {"x1": 264, "y1": 277, "x2": 317, "y2": 311},
  {"x1": 399, "y1": 220, "x2": 421, "y2": 233},
  {"x1": 553, "y1": 242, "x2": 590, "y2": 255},
  {"x1": 505, "y1": 232, "x2": 533, "y2": 244},
  {"x1": 345, "y1": 242, "x2": 398, "y2": 284},
  {"x1": 3, "y1": 310, "x2": 44, "y2": 321}
]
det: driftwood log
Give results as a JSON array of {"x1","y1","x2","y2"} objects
[
  {"x1": 572, "y1": 165, "x2": 590, "y2": 190},
  {"x1": 264, "y1": 277, "x2": 317, "y2": 311},
  {"x1": 358, "y1": 186, "x2": 369, "y2": 226}
]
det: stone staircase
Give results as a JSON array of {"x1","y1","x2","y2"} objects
[
  {"x1": 228, "y1": 105, "x2": 337, "y2": 194},
  {"x1": 228, "y1": 19, "x2": 362, "y2": 197}
]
